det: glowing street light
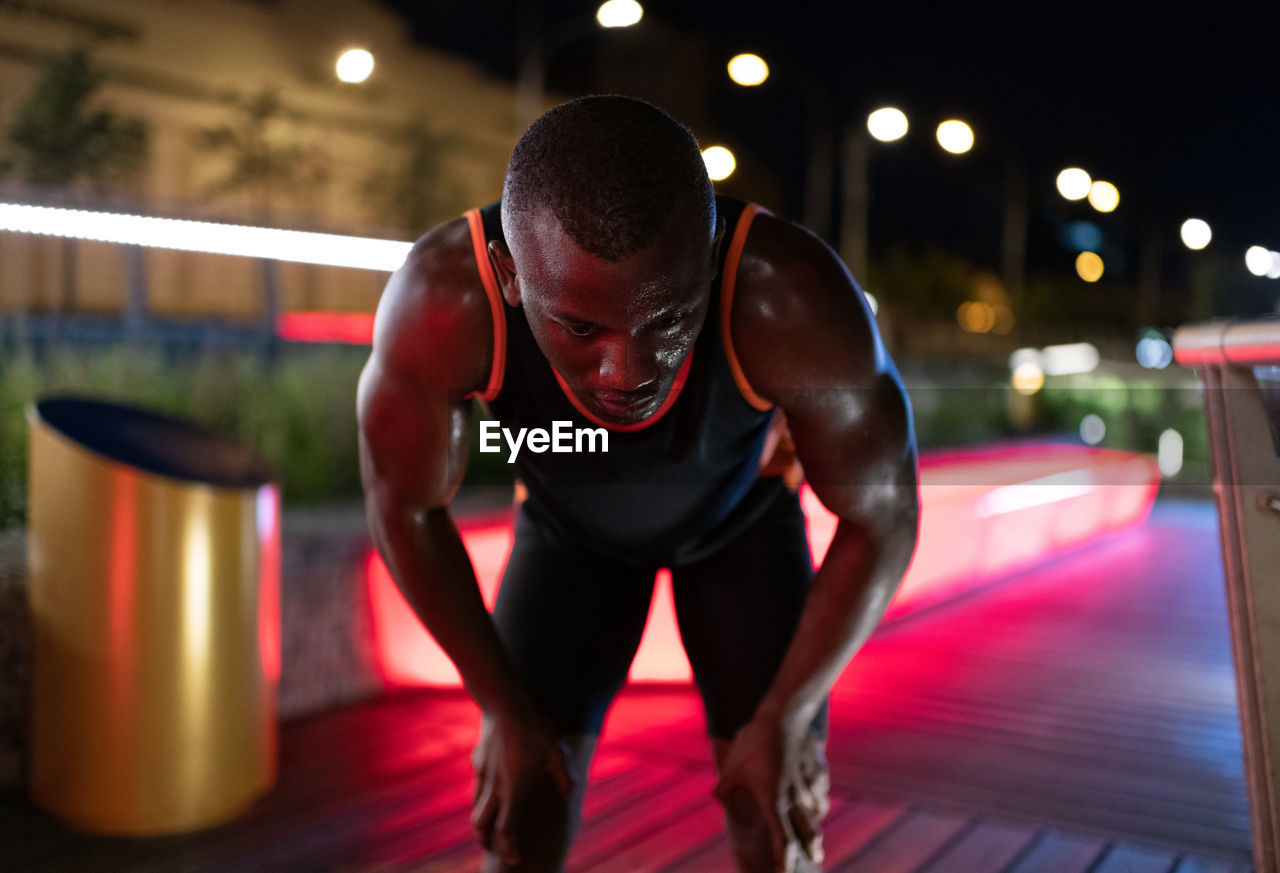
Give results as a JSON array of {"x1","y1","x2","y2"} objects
[
  {"x1": 727, "y1": 53, "x2": 769, "y2": 86},
  {"x1": 1076, "y1": 251, "x2": 1104, "y2": 282},
  {"x1": 1088, "y1": 180, "x2": 1119, "y2": 213},
  {"x1": 1180, "y1": 218, "x2": 1212, "y2": 250},
  {"x1": 1246, "y1": 246, "x2": 1274, "y2": 277},
  {"x1": 597, "y1": 0, "x2": 643, "y2": 27},
  {"x1": 936, "y1": 119, "x2": 974, "y2": 154},
  {"x1": 1056, "y1": 167, "x2": 1091, "y2": 201},
  {"x1": 335, "y1": 48, "x2": 374, "y2": 83},
  {"x1": 867, "y1": 107, "x2": 908, "y2": 143},
  {"x1": 702, "y1": 146, "x2": 736, "y2": 181}
]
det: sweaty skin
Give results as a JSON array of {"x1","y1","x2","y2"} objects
[{"x1": 357, "y1": 206, "x2": 919, "y2": 873}]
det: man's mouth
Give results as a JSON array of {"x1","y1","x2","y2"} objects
[{"x1": 590, "y1": 388, "x2": 659, "y2": 421}]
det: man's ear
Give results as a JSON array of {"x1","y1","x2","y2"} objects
[{"x1": 487, "y1": 240, "x2": 521, "y2": 307}]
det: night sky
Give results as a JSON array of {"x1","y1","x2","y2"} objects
[{"x1": 380, "y1": 1, "x2": 1279, "y2": 319}]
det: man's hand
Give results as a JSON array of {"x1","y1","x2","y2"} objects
[
  {"x1": 714, "y1": 716, "x2": 830, "y2": 873},
  {"x1": 471, "y1": 709, "x2": 575, "y2": 867}
]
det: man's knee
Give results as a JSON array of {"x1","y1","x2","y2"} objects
[{"x1": 474, "y1": 733, "x2": 596, "y2": 873}]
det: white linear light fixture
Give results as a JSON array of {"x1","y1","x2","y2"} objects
[{"x1": 0, "y1": 203, "x2": 413, "y2": 272}]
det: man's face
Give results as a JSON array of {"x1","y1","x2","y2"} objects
[{"x1": 497, "y1": 207, "x2": 719, "y2": 425}]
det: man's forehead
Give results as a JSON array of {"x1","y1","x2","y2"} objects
[
  {"x1": 509, "y1": 204, "x2": 710, "y2": 255},
  {"x1": 509, "y1": 208, "x2": 712, "y2": 319}
]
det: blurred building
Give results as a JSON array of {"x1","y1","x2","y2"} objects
[{"x1": 0, "y1": 0, "x2": 524, "y2": 322}]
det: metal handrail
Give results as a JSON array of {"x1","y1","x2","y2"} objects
[{"x1": 1173, "y1": 318, "x2": 1280, "y2": 366}]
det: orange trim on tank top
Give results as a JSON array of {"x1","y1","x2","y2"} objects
[
  {"x1": 552, "y1": 348, "x2": 694, "y2": 433},
  {"x1": 465, "y1": 208, "x2": 506, "y2": 402},
  {"x1": 720, "y1": 203, "x2": 774, "y2": 411}
]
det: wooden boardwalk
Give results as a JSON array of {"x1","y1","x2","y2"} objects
[{"x1": 0, "y1": 499, "x2": 1254, "y2": 872}]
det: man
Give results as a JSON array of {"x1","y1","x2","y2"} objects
[{"x1": 357, "y1": 95, "x2": 919, "y2": 873}]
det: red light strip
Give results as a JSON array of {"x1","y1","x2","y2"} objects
[
  {"x1": 276, "y1": 311, "x2": 375, "y2": 345},
  {"x1": 366, "y1": 443, "x2": 1162, "y2": 688}
]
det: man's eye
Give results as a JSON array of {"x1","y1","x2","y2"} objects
[{"x1": 563, "y1": 321, "x2": 596, "y2": 337}]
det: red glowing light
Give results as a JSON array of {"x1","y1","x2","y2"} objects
[
  {"x1": 277, "y1": 311, "x2": 375, "y2": 344},
  {"x1": 257, "y1": 485, "x2": 282, "y2": 683},
  {"x1": 365, "y1": 443, "x2": 1162, "y2": 688}
]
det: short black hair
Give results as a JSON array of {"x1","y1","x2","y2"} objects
[{"x1": 502, "y1": 95, "x2": 714, "y2": 261}]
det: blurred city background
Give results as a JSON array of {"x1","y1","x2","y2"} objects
[
  {"x1": 1, "y1": 0, "x2": 1274, "y2": 523},
  {"x1": 2, "y1": 3, "x2": 1280, "y2": 871}
]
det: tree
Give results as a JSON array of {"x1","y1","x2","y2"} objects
[
  {"x1": 194, "y1": 87, "x2": 330, "y2": 329},
  {"x1": 361, "y1": 119, "x2": 462, "y2": 237},
  {"x1": 5, "y1": 48, "x2": 149, "y2": 313},
  {"x1": 194, "y1": 88, "x2": 328, "y2": 223}
]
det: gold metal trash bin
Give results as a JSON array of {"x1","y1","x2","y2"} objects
[{"x1": 26, "y1": 397, "x2": 281, "y2": 835}]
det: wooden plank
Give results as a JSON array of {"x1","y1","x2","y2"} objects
[
  {"x1": 1091, "y1": 843, "x2": 1180, "y2": 873},
  {"x1": 1173, "y1": 855, "x2": 1240, "y2": 873},
  {"x1": 1003, "y1": 832, "x2": 1107, "y2": 873},
  {"x1": 569, "y1": 770, "x2": 719, "y2": 870},
  {"x1": 830, "y1": 810, "x2": 970, "y2": 873},
  {"x1": 916, "y1": 820, "x2": 1040, "y2": 873},
  {"x1": 820, "y1": 799, "x2": 911, "y2": 868}
]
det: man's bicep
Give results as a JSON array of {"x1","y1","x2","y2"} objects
[
  {"x1": 783, "y1": 365, "x2": 917, "y2": 528},
  {"x1": 357, "y1": 353, "x2": 471, "y2": 514}
]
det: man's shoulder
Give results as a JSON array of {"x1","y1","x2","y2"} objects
[
  {"x1": 730, "y1": 211, "x2": 881, "y2": 393},
  {"x1": 369, "y1": 214, "x2": 494, "y2": 397}
]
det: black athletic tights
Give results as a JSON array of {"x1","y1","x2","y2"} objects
[{"x1": 491, "y1": 480, "x2": 828, "y2": 740}]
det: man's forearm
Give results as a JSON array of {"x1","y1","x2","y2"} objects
[
  {"x1": 371, "y1": 502, "x2": 532, "y2": 717},
  {"x1": 753, "y1": 514, "x2": 917, "y2": 732}
]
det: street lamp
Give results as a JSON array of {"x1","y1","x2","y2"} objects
[
  {"x1": 1180, "y1": 218, "x2": 1212, "y2": 250},
  {"x1": 516, "y1": 2, "x2": 644, "y2": 129},
  {"x1": 1088, "y1": 180, "x2": 1119, "y2": 213},
  {"x1": 866, "y1": 107, "x2": 908, "y2": 143},
  {"x1": 335, "y1": 48, "x2": 374, "y2": 83},
  {"x1": 702, "y1": 146, "x2": 736, "y2": 181},
  {"x1": 1056, "y1": 168, "x2": 1091, "y2": 201},
  {"x1": 843, "y1": 109, "x2": 1020, "y2": 302},
  {"x1": 596, "y1": 0, "x2": 643, "y2": 28},
  {"x1": 727, "y1": 53, "x2": 769, "y2": 86},
  {"x1": 936, "y1": 119, "x2": 974, "y2": 154},
  {"x1": 726, "y1": 50, "x2": 835, "y2": 239}
]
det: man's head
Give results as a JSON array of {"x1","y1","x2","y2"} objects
[{"x1": 491, "y1": 95, "x2": 723, "y2": 425}]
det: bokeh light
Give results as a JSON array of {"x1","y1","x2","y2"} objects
[
  {"x1": 1064, "y1": 221, "x2": 1103, "y2": 252},
  {"x1": 335, "y1": 49, "x2": 374, "y2": 83},
  {"x1": 936, "y1": 120, "x2": 974, "y2": 154},
  {"x1": 727, "y1": 53, "x2": 769, "y2": 86},
  {"x1": 957, "y1": 300, "x2": 996, "y2": 333},
  {"x1": 1012, "y1": 362, "x2": 1045, "y2": 395},
  {"x1": 1076, "y1": 251, "x2": 1104, "y2": 282},
  {"x1": 992, "y1": 303, "x2": 1014, "y2": 335},
  {"x1": 867, "y1": 107, "x2": 909, "y2": 142},
  {"x1": 701, "y1": 146, "x2": 736, "y2": 181},
  {"x1": 863, "y1": 291, "x2": 879, "y2": 315},
  {"x1": 1056, "y1": 168, "x2": 1092, "y2": 200},
  {"x1": 1088, "y1": 180, "x2": 1119, "y2": 213},
  {"x1": 1079, "y1": 414, "x2": 1106, "y2": 446},
  {"x1": 1136, "y1": 335, "x2": 1174, "y2": 369},
  {"x1": 1180, "y1": 218, "x2": 1212, "y2": 250},
  {"x1": 597, "y1": 0, "x2": 643, "y2": 27},
  {"x1": 1158, "y1": 429, "x2": 1184, "y2": 477},
  {"x1": 1246, "y1": 246, "x2": 1273, "y2": 277},
  {"x1": 1270, "y1": 252, "x2": 1280, "y2": 280}
]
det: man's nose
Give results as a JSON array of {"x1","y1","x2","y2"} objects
[{"x1": 597, "y1": 336, "x2": 658, "y2": 393}]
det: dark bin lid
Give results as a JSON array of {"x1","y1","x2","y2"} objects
[{"x1": 35, "y1": 397, "x2": 274, "y2": 489}]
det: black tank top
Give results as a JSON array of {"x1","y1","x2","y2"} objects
[{"x1": 465, "y1": 196, "x2": 786, "y2": 567}]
